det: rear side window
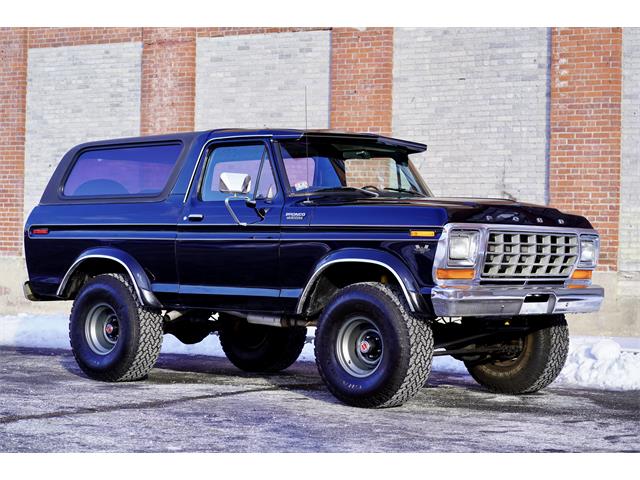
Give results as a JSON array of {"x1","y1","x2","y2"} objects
[{"x1": 63, "y1": 143, "x2": 182, "y2": 197}]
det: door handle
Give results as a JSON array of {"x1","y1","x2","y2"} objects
[{"x1": 186, "y1": 214, "x2": 204, "y2": 222}]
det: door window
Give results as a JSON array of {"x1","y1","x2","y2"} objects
[{"x1": 200, "y1": 143, "x2": 277, "y2": 202}]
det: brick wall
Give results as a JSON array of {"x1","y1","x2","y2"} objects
[
  {"x1": 141, "y1": 28, "x2": 196, "y2": 135},
  {"x1": 27, "y1": 28, "x2": 141, "y2": 48},
  {"x1": 621, "y1": 28, "x2": 640, "y2": 272},
  {"x1": 24, "y1": 41, "x2": 142, "y2": 218},
  {"x1": 393, "y1": 28, "x2": 550, "y2": 203},
  {"x1": 0, "y1": 26, "x2": 632, "y2": 275},
  {"x1": 195, "y1": 31, "x2": 331, "y2": 130},
  {"x1": 330, "y1": 28, "x2": 394, "y2": 135},
  {"x1": 549, "y1": 28, "x2": 623, "y2": 271},
  {"x1": 0, "y1": 29, "x2": 27, "y2": 256}
]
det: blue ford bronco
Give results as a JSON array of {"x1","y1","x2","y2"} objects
[{"x1": 23, "y1": 129, "x2": 604, "y2": 408}]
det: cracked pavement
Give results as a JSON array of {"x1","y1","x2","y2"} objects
[{"x1": 0, "y1": 347, "x2": 638, "y2": 452}]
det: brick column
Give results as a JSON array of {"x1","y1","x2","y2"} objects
[
  {"x1": 330, "y1": 28, "x2": 394, "y2": 135},
  {"x1": 0, "y1": 28, "x2": 27, "y2": 256},
  {"x1": 549, "y1": 28, "x2": 623, "y2": 270},
  {"x1": 141, "y1": 28, "x2": 196, "y2": 135}
]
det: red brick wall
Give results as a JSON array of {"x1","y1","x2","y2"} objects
[
  {"x1": 0, "y1": 29, "x2": 27, "y2": 256},
  {"x1": 140, "y1": 28, "x2": 196, "y2": 135},
  {"x1": 549, "y1": 28, "x2": 623, "y2": 270},
  {"x1": 28, "y1": 28, "x2": 142, "y2": 48},
  {"x1": 0, "y1": 26, "x2": 626, "y2": 273},
  {"x1": 330, "y1": 28, "x2": 394, "y2": 135}
]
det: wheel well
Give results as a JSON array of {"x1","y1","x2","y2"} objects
[
  {"x1": 301, "y1": 262, "x2": 404, "y2": 317},
  {"x1": 60, "y1": 258, "x2": 129, "y2": 299}
]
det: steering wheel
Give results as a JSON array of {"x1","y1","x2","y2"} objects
[{"x1": 361, "y1": 185, "x2": 381, "y2": 192}]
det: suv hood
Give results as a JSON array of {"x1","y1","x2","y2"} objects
[{"x1": 304, "y1": 196, "x2": 593, "y2": 229}]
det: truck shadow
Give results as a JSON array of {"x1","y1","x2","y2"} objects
[{"x1": 50, "y1": 348, "x2": 481, "y2": 406}]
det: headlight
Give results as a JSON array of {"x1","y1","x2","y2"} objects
[
  {"x1": 579, "y1": 236, "x2": 599, "y2": 268},
  {"x1": 448, "y1": 231, "x2": 480, "y2": 266}
]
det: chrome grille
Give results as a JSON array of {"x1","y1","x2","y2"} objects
[{"x1": 482, "y1": 231, "x2": 578, "y2": 279}]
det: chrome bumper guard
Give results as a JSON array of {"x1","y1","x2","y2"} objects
[{"x1": 431, "y1": 285, "x2": 604, "y2": 317}]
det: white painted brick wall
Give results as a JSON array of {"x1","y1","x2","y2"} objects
[
  {"x1": 195, "y1": 31, "x2": 330, "y2": 130},
  {"x1": 621, "y1": 28, "x2": 640, "y2": 272},
  {"x1": 24, "y1": 42, "x2": 142, "y2": 219},
  {"x1": 393, "y1": 28, "x2": 549, "y2": 204}
]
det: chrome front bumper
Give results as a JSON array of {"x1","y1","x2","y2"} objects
[{"x1": 431, "y1": 285, "x2": 604, "y2": 317}]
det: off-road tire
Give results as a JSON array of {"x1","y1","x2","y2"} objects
[
  {"x1": 314, "y1": 282, "x2": 434, "y2": 408},
  {"x1": 69, "y1": 273, "x2": 164, "y2": 382},
  {"x1": 464, "y1": 315, "x2": 569, "y2": 394},
  {"x1": 218, "y1": 316, "x2": 307, "y2": 373}
]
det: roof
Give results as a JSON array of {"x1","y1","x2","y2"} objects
[{"x1": 70, "y1": 128, "x2": 427, "y2": 153}]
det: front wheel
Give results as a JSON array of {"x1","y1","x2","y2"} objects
[
  {"x1": 464, "y1": 315, "x2": 569, "y2": 394},
  {"x1": 314, "y1": 282, "x2": 434, "y2": 408}
]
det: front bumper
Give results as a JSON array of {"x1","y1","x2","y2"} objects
[{"x1": 431, "y1": 285, "x2": 604, "y2": 317}]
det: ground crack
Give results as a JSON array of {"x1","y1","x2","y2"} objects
[{"x1": 0, "y1": 386, "x2": 277, "y2": 425}]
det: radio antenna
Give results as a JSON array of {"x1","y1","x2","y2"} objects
[{"x1": 304, "y1": 86, "x2": 311, "y2": 203}]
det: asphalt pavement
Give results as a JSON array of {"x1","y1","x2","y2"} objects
[{"x1": 0, "y1": 346, "x2": 638, "y2": 452}]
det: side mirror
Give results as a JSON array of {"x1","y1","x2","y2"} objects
[{"x1": 219, "y1": 172, "x2": 251, "y2": 195}]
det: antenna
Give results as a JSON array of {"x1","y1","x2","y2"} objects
[
  {"x1": 304, "y1": 85, "x2": 308, "y2": 132},
  {"x1": 304, "y1": 86, "x2": 310, "y2": 203}
]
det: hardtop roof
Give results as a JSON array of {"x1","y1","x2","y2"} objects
[{"x1": 71, "y1": 128, "x2": 427, "y2": 153}]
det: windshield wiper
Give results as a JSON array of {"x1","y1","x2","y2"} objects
[
  {"x1": 383, "y1": 187, "x2": 426, "y2": 197},
  {"x1": 307, "y1": 187, "x2": 379, "y2": 197}
]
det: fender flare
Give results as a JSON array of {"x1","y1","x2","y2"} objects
[
  {"x1": 56, "y1": 247, "x2": 162, "y2": 309},
  {"x1": 295, "y1": 248, "x2": 427, "y2": 315}
]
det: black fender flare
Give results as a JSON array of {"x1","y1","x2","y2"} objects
[
  {"x1": 56, "y1": 247, "x2": 162, "y2": 309},
  {"x1": 295, "y1": 247, "x2": 428, "y2": 315}
]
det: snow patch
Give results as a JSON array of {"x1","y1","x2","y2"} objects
[
  {"x1": 556, "y1": 337, "x2": 640, "y2": 391},
  {"x1": 1, "y1": 313, "x2": 638, "y2": 391}
]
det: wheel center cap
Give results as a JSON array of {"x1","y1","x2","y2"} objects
[
  {"x1": 359, "y1": 340, "x2": 371, "y2": 354},
  {"x1": 105, "y1": 323, "x2": 114, "y2": 335}
]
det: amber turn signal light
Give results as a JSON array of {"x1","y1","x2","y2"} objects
[
  {"x1": 436, "y1": 268, "x2": 475, "y2": 280},
  {"x1": 410, "y1": 230, "x2": 436, "y2": 238},
  {"x1": 571, "y1": 269, "x2": 593, "y2": 280}
]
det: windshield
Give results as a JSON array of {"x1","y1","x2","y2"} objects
[{"x1": 278, "y1": 138, "x2": 431, "y2": 197}]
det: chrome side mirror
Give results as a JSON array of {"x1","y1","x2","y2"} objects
[{"x1": 219, "y1": 172, "x2": 251, "y2": 195}]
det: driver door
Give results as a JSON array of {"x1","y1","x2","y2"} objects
[{"x1": 176, "y1": 140, "x2": 283, "y2": 311}]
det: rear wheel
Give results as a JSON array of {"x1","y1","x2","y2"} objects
[
  {"x1": 314, "y1": 282, "x2": 433, "y2": 408},
  {"x1": 218, "y1": 316, "x2": 307, "y2": 373},
  {"x1": 464, "y1": 315, "x2": 569, "y2": 394},
  {"x1": 69, "y1": 273, "x2": 163, "y2": 382}
]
